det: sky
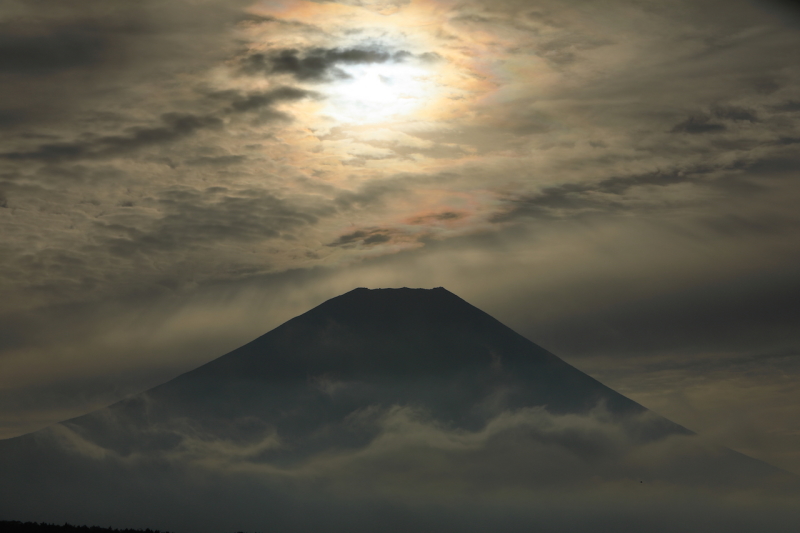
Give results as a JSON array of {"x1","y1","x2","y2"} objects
[{"x1": 1, "y1": 0, "x2": 799, "y2": 482}]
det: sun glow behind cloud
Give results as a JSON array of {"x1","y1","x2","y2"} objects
[
  {"x1": 220, "y1": 0, "x2": 501, "y2": 243},
  {"x1": 321, "y1": 61, "x2": 439, "y2": 125},
  {"x1": 242, "y1": 0, "x2": 491, "y2": 131}
]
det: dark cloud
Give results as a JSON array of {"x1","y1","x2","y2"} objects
[
  {"x1": 0, "y1": 28, "x2": 96, "y2": 72},
  {"x1": 672, "y1": 106, "x2": 758, "y2": 134},
  {"x1": 409, "y1": 211, "x2": 465, "y2": 224},
  {"x1": 363, "y1": 232, "x2": 392, "y2": 245},
  {"x1": 0, "y1": 86, "x2": 315, "y2": 163},
  {"x1": 417, "y1": 51, "x2": 443, "y2": 62},
  {"x1": 1, "y1": 113, "x2": 223, "y2": 163},
  {"x1": 488, "y1": 147, "x2": 798, "y2": 226},
  {"x1": 491, "y1": 167, "x2": 708, "y2": 222},
  {"x1": 737, "y1": 154, "x2": 800, "y2": 174},
  {"x1": 0, "y1": 109, "x2": 25, "y2": 128},
  {"x1": 93, "y1": 188, "x2": 329, "y2": 257},
  {"x1": 236, "y1": 13, "x2": 281, "y2": 24},
  {"x1": 184, "y1": 155, "x2": 247, "y2": 166},
  {"x1": 235, "y1": 11, "x2": 321, "y2": 33},
  {"x1": 0, "y1": 17, "x2": 144, "y2": 75},
  {"x1": 0, "y1": 0, "x2": 256, "y2": 136},
  {"x1": 434, "y1": 211, "x2": 463, "y2": 221},
  {"x1": 240, "y1": 47, "x2": 406, "y2": 81},
  {"x1": 770, "y1": 101, "x2": 800, "y2": 112},
  {"x1": 671, "y1": 113, "x2": 727, "y2": 134},
  {"x1": 712, "y1": 105, "x2": 758, "y2": 122},
  {"x1": 226, "y1": 86, "x2": 316, "y2": 113},
  {"x1": 329, "y1": 228, "x2": 396, "y2": 247},
  {"x1": 750, "y1": 76, "x2": 781, "y2": 94}
]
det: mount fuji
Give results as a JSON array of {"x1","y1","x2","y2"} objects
[{"x1": 0, "y1": 288, "x2": 796, "y2": 533}]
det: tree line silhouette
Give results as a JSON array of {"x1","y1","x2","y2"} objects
[{"x1": 0, "y1": 522, "x2": 258, "y2": 533}]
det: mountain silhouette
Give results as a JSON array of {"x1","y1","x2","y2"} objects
[
  {"x1": 0, "y1": 288, "x2": 796, "y2": 533},
  {"x1": 56, "y1": 287, "x2": 687, "y2": 463}
]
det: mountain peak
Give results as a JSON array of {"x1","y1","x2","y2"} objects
[
  {"x1": 317, "y1": 286, "x2": 462, "y2": 311},
  {"x1": 301, "y1": 286, "x2": 483, "y2": 330}
]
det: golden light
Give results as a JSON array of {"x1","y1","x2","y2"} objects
[
  {"x1": 239, "y1": 0, "x2": 495, "y2": 130},
  {"x1": 321, "y1": 60, "x2": 438, "y2": 125}
]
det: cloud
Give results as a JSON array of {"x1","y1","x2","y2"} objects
[
  {"x1": 712, "y1": 105, "x2": 758, "y2": 122},
  {"x1": 671, "y1": 113, "x2": 727, "y2": 134},
  {"x1": 329, "y1": 228, "x2": 397, "y2": 247},
  {"x1": 1, "y1": 86, "x2": 315, "y2": 163},
  {"x1": 0, "y1": 3, "x2": 163, "y2": 77},
  {"x1": 225, "y1": 86, "x2": 316, "y2": 113},
  {"x1": 184, "y1": 155, "x2": 247, "y2": 167},
  {"x1": 14, "y1": 392, "x2": 798, "y2": 492},
  {"x1": 666, "y1": 104, "x2": 764, "y2": 137},
  {"x1": 490, "y1": 166, "x2": 709, "y2": 222},
  {"x1": 770, "y1": 100, "x2": 800, "y2": 112},
  {"x1": 0, "y1": 21, "x2": 110, "y2": 74},
  {"x1": 92, "y1": 187, "x2": 329, "y2": 257},
  {"x1": 240, "y1": 47, "x2": 402, "y2": 82},
  {"x1": 1, "y1": 401, "x2": 797, "y2": 533},
  {"x1": 33, "y1": 405, "x2": 702, "y2": 483},
  {"x1": 1, "y1": 113, "x2": 223, "y2": 162},
  {"x1": 408, "y1": 211, "x2": 465, "y2": 225},
  {"x1": 306, "y1": 0, "x2": 412, "y2": 15},
  {"x1": 669, "y1": 106, "x2": 759, "y2": 135}
]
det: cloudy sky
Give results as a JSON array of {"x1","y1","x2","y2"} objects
[{"x1": 1, "y1": 0, "x2": 799, "y2": 480}]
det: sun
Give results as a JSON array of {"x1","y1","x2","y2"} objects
[{"x1": 321, "y1": 61, "x2": 437, "y2": 125}]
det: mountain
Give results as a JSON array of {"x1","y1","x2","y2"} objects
[{"x1": 0, "y1": 288, "x2": 797, "y2": 533}]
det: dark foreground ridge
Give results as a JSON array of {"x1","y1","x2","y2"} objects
[
  {"x1": 0, "y1": 522, "x2": 255, "y2": 533},
  {"x1": 0, "y1": 521, "x2": 172, "y2": 533},
  {"x1": 0, "y1": 288, "x2": 797, "y2": 533}
]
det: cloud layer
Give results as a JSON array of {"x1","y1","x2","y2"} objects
[{"x1": 2, "y1": 402, "x2": 798, "y2": 533}]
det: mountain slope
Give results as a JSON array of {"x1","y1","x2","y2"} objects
[{"x1": 63, "y1": 287, "x2": 686, "y2": 462}]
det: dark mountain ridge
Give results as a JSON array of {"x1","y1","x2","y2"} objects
[
  {"x1": 71, "y1": 287, "x2": 686, "y2": 463},
  {"x1": 158, "y1": 287, "x2": 657, "y2": 416},
  {"x1": 183, "y1": 287, "x2": 647, "y2": 413}
]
